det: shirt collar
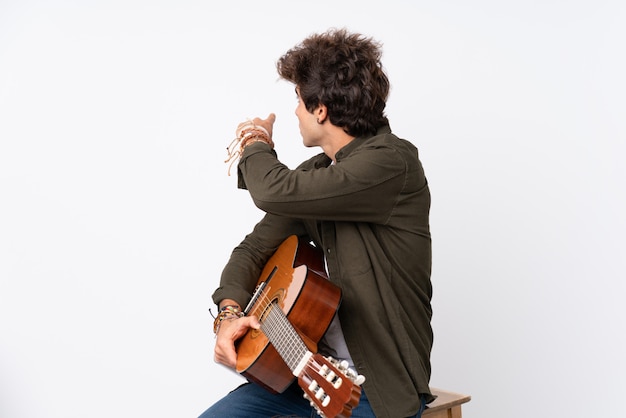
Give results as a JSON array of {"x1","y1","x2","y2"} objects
[{"x1": 335, "y1": 124, "x2": 391, "y2": 162}]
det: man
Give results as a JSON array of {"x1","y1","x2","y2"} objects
[{"x1": 199, "y1": 28, "x2": 434, "y2": 418}]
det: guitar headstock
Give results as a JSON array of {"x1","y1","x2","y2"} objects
[{"x1": 297, "y1": 353, "x2": 365, "y2": 418}]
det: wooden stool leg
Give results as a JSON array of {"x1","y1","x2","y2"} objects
[
  {"x1": 422, "y1": 388, "x2": 470, "y2": 417},
  {"x1": 422, "y1": 406, "x2": 462, "y2": 418},
  {"x1": 450, "y1": 405, "x2": 463, "y2": 418}
]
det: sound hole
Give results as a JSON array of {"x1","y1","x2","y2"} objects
[{"x1": 259, "y1": 288, "x2": 285, "y2": 322}]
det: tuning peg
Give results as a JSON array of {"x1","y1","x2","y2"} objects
[{"x1": 342, "y1": 366, "x2": 366, "y2": 386}]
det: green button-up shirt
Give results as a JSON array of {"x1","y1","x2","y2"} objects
[{"x1": 212, "y1": 125, "x2": 434, "y2": 417}]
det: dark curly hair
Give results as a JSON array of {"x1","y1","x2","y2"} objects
[{"x1": 276, "y1": 28, "x2": 390, "y2": 137}]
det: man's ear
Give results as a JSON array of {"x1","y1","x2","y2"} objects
[{"x1": 315, "y1": 104, "x2": 328, "y2": 124}]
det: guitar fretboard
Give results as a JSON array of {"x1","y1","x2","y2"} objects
[{"x1": 260, "y1": 302, "x2": 309, "y2": 372}]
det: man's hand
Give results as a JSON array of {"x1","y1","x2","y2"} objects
[
  {"x1": 251, "y1": 113, "x2": 276, "y2": 138},
  {"x1": 213, "y1": 315, "x2": 261, "y2": 369}
]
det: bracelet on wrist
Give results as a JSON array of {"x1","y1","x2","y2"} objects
[
  {"x1": 213, "y1": 305, "x2": 244, "y2": 334},
  {"x1": 224, "y1": 122, "x2": 274, "y2": 176}
]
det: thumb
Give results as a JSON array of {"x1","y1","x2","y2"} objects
[{"x1": 246, "y1": 315, "x2": 261, "y2": 330}]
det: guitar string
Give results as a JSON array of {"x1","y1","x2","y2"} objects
[
  {"x1": 265, "y1": 307, "x2": 304, "y2": 370},
  {"x1": 257, "y1": 294, "x2": 305, "y2": 369},
  {"x1": 262, "y1": 306, "x2": 303, "y2": 370},
  {"x1": 250, "y1": 288, "x2": 309, "y2": 371},
  {"x1": 261, "y1": 305, "x2": 357, "y2": 414}
]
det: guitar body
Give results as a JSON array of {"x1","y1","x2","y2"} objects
[{"x1": 235, "y1": 235, "x2": 342, "y2": 394}]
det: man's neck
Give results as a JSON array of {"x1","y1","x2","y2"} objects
[{"x1": 322, "y1": 126, "x2": 356, "y2": 163}]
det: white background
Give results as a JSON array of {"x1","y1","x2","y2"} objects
[{"x1": 1, "y1": 1, "x2": 625, "y2": 417}]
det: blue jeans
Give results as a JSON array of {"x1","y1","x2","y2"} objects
[{"x1": 198, "y1": 381, "x2": 426, "y2": 418}]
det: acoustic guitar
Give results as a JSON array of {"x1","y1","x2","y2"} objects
[{"x1": 235, "y1": 235, "x2": 365, "y2": 418}]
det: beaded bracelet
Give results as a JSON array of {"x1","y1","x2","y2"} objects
[{"x1": 213, "y1": 305, "x2": 244, "y2": 334}]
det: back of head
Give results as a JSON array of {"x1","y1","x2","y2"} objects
[{"x1": 277, "y1": 28, "x2": 390, "y2": 137}]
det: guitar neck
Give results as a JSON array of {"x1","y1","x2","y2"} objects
[{"x1": 260, "y1": 301, "x2": 310, "y2": 374}]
